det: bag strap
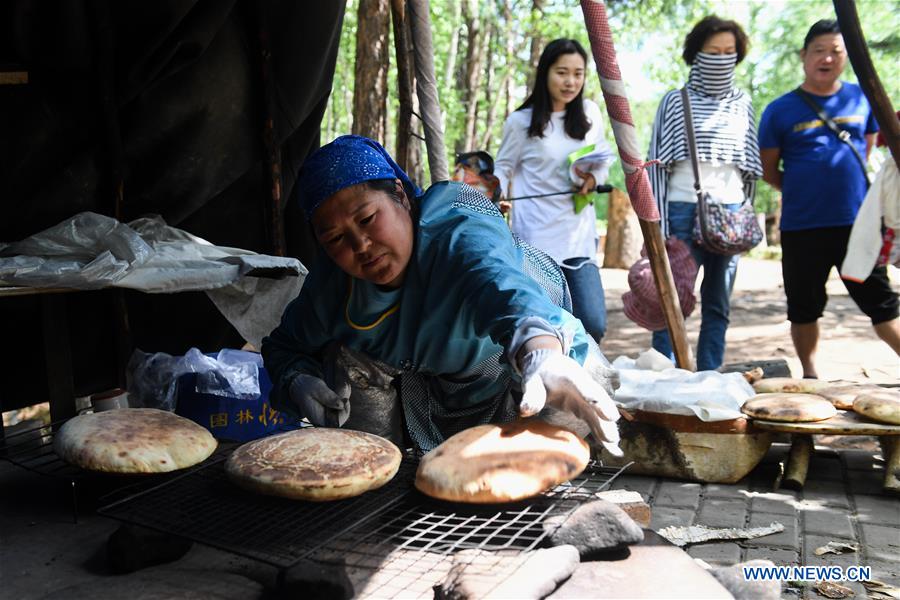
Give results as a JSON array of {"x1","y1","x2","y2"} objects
[
  {"x1": 794, "y1": 87, "x2": 870, "y2": 187},
  {"x1": 680, "y1": 87, "x2": 705, "y2": 203}
]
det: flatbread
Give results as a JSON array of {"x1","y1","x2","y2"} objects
[
  {"x1": 853, "y1": 390, "x2": 900, "y2": 425},
  {"x1": 817, "y1": 384, "x2": 886, "y2": 410},
  {"x1": 752, "y1": 377, "x2": 831, "y2": 394},
  {"x1": 54, "y1": 408, "x2": 217, "y2": 473},
  {"x1": 225, "y1": 428, "x2": 401, "y2": 501},
  {"x1": 414, "y1": 420, "x2": 590, "y2": 504},
  {"x1": 741, "y1": 393, "x2": 837, "y2": 423}
]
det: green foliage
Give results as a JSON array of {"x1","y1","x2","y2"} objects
[{"x1": 327, "y1": 0, "x2": 900, "y2": 215}]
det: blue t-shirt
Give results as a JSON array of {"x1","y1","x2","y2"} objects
[{"x1": 758, "y1": 82, "x2": 877, "y2": 231}]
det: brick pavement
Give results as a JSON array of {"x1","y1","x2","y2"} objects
[{"x1": 610, "y1": 442, "x2": 900, "y2": 599}]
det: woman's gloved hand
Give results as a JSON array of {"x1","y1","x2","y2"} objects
[
  {"x1": 518, "y1": 349, "x2": 622, "y2": 456},
  {"x1": 289, "y1": 374, "x2": 351, "y2": 427}
]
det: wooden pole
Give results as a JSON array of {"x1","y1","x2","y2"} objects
[
  {"x1": 640, "y1": 220, "x2": 694, "y2": 370},
  {"x1": 833, "y1": 0, "x2": 900, "y2": 170}
]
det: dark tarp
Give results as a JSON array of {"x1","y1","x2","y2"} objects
[{"x1": 0, "y1": 1, "x2": 345, "y2": 407}]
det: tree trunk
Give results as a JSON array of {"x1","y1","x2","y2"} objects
[
  {"x1": 461, "y1": 0, "x2": 484, "y2": 152},
  {"x1": 441, "y1": 1, "x2": 462, "y2": 134},
  {"x1": 526, "y1": 0, "x2": 545, "y2": 91},
  {"x1": 352, "y1": 0, "x2": 390, "y2": 143},
  {"x1": 391, "y1": 0, "x2": 414, "y2": 173},
  {"x1": 602, "y1": 188, "x2": 642, "y2": 269}
]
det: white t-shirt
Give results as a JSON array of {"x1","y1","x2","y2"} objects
[
  {"x1": 494, "y1": 99, "x2": 610, "y2": 263},
  {"x1": 667, "y1": 160, "x2": 745, "y2": 204}
]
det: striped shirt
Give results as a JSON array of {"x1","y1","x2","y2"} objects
[{"x1": 647, "y1": 54, "x2": 763, "y2": 236}]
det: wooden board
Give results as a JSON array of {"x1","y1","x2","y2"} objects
[{"x1": 751, "y1": 410, "x2": 900, "y2": 435}]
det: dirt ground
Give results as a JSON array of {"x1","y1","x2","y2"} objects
[{"x1": 598, "y1": 257, "x2": 900, "y2": 385}]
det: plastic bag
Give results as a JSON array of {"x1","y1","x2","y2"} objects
[{"x1": 126, "y1": 347, "x2": 261, "y2": 411}]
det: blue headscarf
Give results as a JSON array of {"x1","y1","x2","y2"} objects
[{"x1": 297, "y1": 135, "x2": 422, "y2": 220}]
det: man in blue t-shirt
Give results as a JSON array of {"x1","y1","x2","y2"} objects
[{"x1": 758, "y1": 19, "x2": 899, "y2": 379}]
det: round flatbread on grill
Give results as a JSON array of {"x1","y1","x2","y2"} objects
[
  {"x1": 225, "y1": 428, "x2": 402, "y2": 501},
  {"x1": 816, "y1": 384, "x2": 886, "y2": 410},
  {"x1": 54, "y1": 408, "x2": 217, "y2": 473},
  {"x1": 752, "y1": 377, "x2": 831, "y2": 394},
  {"x1": 853, "y1": 390, "x2": 900, "y2": 425},
  {"x1": 741, "y1": 393, "x2": 837, "y2": 423},
  {"x1": 415, "y1": 420, "x2": 590, "y2": 504}
]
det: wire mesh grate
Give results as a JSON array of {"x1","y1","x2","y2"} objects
[
  {"x1": 0, "y1": 418, "x2": 83, "y2": 479},
  {"x1": 97, "y1": 448, "x2": 626, "y2": 596}
]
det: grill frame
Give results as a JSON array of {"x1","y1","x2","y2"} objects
[{"x1": 96, "y1": 446, "x2": 627, "y2": 597}]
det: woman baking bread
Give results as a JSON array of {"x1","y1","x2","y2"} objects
[{"x1": 262, "y1": 135, "x2": 620, "y2": 455}]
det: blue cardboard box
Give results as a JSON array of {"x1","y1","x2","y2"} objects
[{"x1": 175, "y1": 363, "x2": 301, "y2": 442}]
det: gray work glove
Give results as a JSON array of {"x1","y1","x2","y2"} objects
[
  {"x1": 289, "y1": 374, "x2": 351, "y2": 427},
  {"x1": 519, "y1": 349, "x2": 622, "y2": 457}
]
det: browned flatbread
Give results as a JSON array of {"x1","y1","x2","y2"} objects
[
  {"x1": 414, "y1": 420, "x2": 590, "y2": 504},
  {"x1": 752, "y1": 377, "x2": 831, "y2": 394},
  {"x1": 853, "y1": 390, "x2": 900, "y2": 425},
  {"x1": 741, "y1": 393, "x2": 837, "y2": 423},
  {"x1": 817, "y1": 384, "x2": 886, "y2": 410},
  {"x1": 225, "y1": 428, "x2": 401, "y2": 501},
  {"x1": 53, "y1": 408, "x2": 217, "y2": 473}
]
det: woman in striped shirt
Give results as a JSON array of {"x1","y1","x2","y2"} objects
[{"x1": 646, "y1": 15, "x2": 762, "y2": 371}]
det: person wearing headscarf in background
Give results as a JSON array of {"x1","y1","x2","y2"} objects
[
  {"x1": 261, "y1": 135, "x2": 621, "y2": 454},
  {"x1": 494, "y1": 39, "x2": 615, "y2": 346},
  {"x1": 646, "y1": 15, "x2": 762, "y2": 371}
]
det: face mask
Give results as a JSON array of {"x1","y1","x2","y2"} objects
[{"x1": 689, "y1": 51, "x2": 737, "y2": 97}]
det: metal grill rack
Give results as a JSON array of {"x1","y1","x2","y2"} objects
[{"x1": 98, "y1": 451, "x2": 627, "y2": 598}]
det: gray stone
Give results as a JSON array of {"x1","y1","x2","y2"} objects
[
  {"x1": 106, "y1": 525, "x2": 194, "y2": 574},
  {"x1": 704, "y1": 482, "x2": 751, "y2": 500},
  {"x1": 802, "y1": 506, "x2": 854, "y2": 539},
  {"x1": 655, "y1": 481, "x2": 701, "y2": 509},
  {"x1": 745, "y1": 512, "x2": 799, "y2": 550},
  {"x1": 686, "y1": 542, "x2": 742, "y2": 566},
  {"x1": 281, "y1": 558, "x2": 354, "y2": 600},
  {"x1": 697, "y1": 497, "x2": 749, "y2": 529},
  {"x1": 744, "y1": 547, "x2": 799, "y2": 565},
  {"x1": 749, "y1": 492, "x2": 799, "y2": 516},
  {"x1": 859, "y1": 523, "x2": 900, "y2": 554},
  {"x1": 709, "y1": 560, "x2": 781, "y2": 600},
  {"x1": 650, "y1": 505, "x2": 695, "y2": 531},
  {"x1": 610, "y1": 474, "x2": 658, "y2": 499},
  {"x1": 544, "y1": 499, "x2": 644, "y2": 556},
  {"x1": 853, "y1": 493, "x2": 900, "y2": 525}
]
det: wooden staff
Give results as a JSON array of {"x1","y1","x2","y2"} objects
[
  {"x1": 580, "y1": 0, "x2": 693, "y2": 370},
  {"x1": 833, "y1": 0, "x2": 900, "y2": 169}
]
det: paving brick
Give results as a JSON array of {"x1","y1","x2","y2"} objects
[
  {"x1": 841, "y1": 449, "x2": 880, "y2": 471},
  {"x1": 865, "y1": 546, "x2": 900, "y2": 564},
  {"x1": 610, "y1": 474, "x2": 657, "y2": 501},
  {"x1": 650, "y1": 505, "x2": 695, "y2": 531},
  {"x1": 867, "y1": 558, "x2": 900, "y2": 583},
  {"x1": 801, "y1": 506, "x2": 854, "y2": 539},
  {"x1": 749, "y1": 491, "x2": 799, "y2": 516},
  {"x1": 745, "y1": 512, "x2": 799, "y2": 550},
  {"x1": 846, "y1": 470, "x2": 888, "y2": 496},
  {"x1": 686, "y1": 542, "x2": 742, "y2": 566},
  {"x1": 744, "y1": 547, "x2": 800, "y2": 565},
  {"x1": 696, "y1": 497, "x2": 748, "y2": 529},
  {"x1": 852, "y1": 493, "x2": 900, "y2": 526},
  {"x1": 703, "y1": 482, "x2": 750, "y2": 500},
  {"x1": 858, "y1": 523, "x2": 900, "y2": 554},
  {"x1": 801, "y1": 480, "x2": 851, "y2": 509},
  {"x1": 803, "y1": 535, "x2": 863, "y2": 568},
  {"x1": 654, "y1": 481, "x2": 701, "y2": 509},
  {"x1": 805, "y1": 453, "x2": 844, "y2": 482}
]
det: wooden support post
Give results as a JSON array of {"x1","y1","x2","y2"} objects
[
  {"x1": 833, "y1": 0, "x2": 900, "y2": 170},
  {"x1": 880, "y1": 436, "x2": 900, "y2": 495},
  {"x1": 41, "y1": 295, "x2": 77, "y2": 427},
  {"x1": 782, "y1": 434, "x2": 814, "y2": 490},
  {"x1": 639, "y1": 219, "x2": 694, "y2": 371}
]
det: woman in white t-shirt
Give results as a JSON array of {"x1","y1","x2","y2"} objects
[
  {"x1": 495, "y1": 38, "x2": 614, "y2": 344},
  {"x1": 646, "y1": 15, "x2": 762, "y2": 370}
]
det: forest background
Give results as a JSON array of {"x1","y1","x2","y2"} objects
[{"x1": 324, "y1": 0, "x2": 900, "y2": 224}]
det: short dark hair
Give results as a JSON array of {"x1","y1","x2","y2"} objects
[
  {"x1": 519, "y1": 38, "x2": 591, "y2": 140},
  {"x1": 803, "y1": 19, "x2": 841, "y2": 50},
  {"x1": 682, "y1": 15, "x2": 749, "y2": 65}
]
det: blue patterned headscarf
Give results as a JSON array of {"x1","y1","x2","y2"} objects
[{"x1": 297, "y1": 135, "x2": 422, "y2": 220}]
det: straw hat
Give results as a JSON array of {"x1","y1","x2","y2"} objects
[{"x1": 622, "y1": 238, "x2": 698, "y2": 331}]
